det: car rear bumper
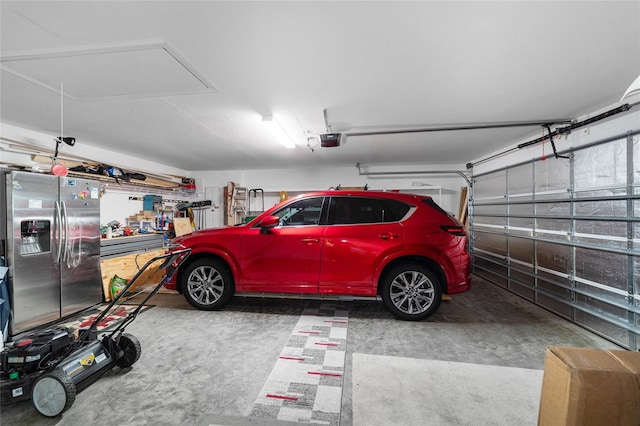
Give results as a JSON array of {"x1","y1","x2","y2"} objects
[
  {"x1": 447, "y1": 278, "x2": 471, "y2": 294},
  {"x1": 446, "y1": 254, "x2": 471, "y2": 294}
]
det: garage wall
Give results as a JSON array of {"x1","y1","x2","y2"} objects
[
  {"x1": 99, "y1": 163, "x2": 470, "y2": 230},
  {"x1": 99, "y1": 189, "x2": 200, "y2": 226},
  {"x1": 194, "y1": 165, "x2": 470, "y2": 227},
  {"x1": 471, "y1": 104, "x2": 640, "y2": 350}
]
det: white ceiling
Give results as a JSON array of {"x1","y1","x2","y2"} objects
[{"x1": 1, "y1": 1, "x2": 639, "y2": 172}]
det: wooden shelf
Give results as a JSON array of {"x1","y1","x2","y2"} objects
[
  {"x1": 30, "y1": 155, "x2": 183, "y2": 191},
  {"x1": 67, "y1": 171, "x2": 181, "y2": 190}
]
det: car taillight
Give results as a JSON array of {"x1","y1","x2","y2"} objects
[{"x1": 441, "y1": 225, "x2": 466, "y2": 236}]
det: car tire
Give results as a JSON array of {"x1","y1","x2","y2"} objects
[
  {"x1": 381, "y1": 263, "x2": 442, "y2": 321},
  {"x1": 182, "y1": 258, "x2": 234, "y2": 311},
  {"x1": 32, "y1": 369, "x2": 76, "y2": 417},
  {"x1": 115, "y1": 333, "x2": 142, "y2": 368}
]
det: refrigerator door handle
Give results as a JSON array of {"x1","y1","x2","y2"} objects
[
  {"x1": 61, "y1": 200, "x2": 69, "y2": 262},
  {"x1": 55, "y1": 201, "x2": 63, "y2": 263}
]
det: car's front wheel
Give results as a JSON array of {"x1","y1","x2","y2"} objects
[
  {"x1": 381, "y1": 263, "x2": 442, "y2": 321},
  {"x1": 182, "y1": 258, "x2": 234, "y2": 311}
]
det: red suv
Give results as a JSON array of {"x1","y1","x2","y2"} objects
[{"x1": 165, "y1": 191, "x2": 470, "y2": 320}]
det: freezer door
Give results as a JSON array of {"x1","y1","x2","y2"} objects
[
  {"x1": 59, "y1": 177, "x2": 102, "y2": 317},
  {"x1": 6, "y1": 171, "x2": 60, "y2": 334}
]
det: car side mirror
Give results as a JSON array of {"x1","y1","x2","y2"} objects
[{"x1": 258, "y1": 215, "x2": 280, "y2": 234}]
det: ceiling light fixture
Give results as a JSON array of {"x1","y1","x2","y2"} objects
[{"x1": 261, "y1": 115, "x2": 296, "y2": 149}]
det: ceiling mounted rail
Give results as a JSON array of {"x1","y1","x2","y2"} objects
[
  {"x1": 356, "y1": 163, "x2": 471, "y2": 186},
  {"x1": 468, "y1": 101, "x2": 640, "y2": 168},
  {"x1": 345, "y1": 119, "x2": 574, "y2": 137}
]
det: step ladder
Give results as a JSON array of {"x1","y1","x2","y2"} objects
[{"x1": 232, "y1": 186, "x2": 247, "y2": 225}]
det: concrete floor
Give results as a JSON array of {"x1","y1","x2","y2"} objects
[{"x1": 1, "y1": 276, "x2": 621, "y2": 425}]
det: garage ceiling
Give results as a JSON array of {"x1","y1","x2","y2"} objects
[{"x1": 1, "y1": 1, "x2": 639, "y2": 172}]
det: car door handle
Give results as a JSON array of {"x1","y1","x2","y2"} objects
[
  {"x1": 301, "y1": 238, "x2": 320, "y2": 244},
  {"x1": 379, "y1": 233, "x2": 399, "y2": 240}
]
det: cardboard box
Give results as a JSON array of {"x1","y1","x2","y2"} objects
[
  {"x1": 538, "y1": 346, "x2": 640, "y2": 426},
  {"x1": 173, "y1": 217, "x2": 194, "y2": 237}
]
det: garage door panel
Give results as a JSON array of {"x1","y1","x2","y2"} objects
[
  {"x1": 509, "y1": 280, "x2": 535, "y2": 301},
  {"x1": 536, "y1": 241, "x2": 571, "y2": 274},
  {"x1": 471, "y1": 132, "x2": 640, "y2": 350},
  {"x1": 574, "y1": 199, "x2": 627, "y2": 216},
  {"x1": 474, "y1": 231, "x2": 507, "y2": 257},
  {"x1": 509, "y1": 216, "x2": 533, "y2": 238},
  {"x1": 508, "y1": 236, "x2": 534, "y2": 264},
  {"x1": 635, "y1": 257, "x2": 640, "y2": 294},
  {"x1": 575, "y1": 309, "x2": 631, "y2": 348},
  {"x1": 507, "y1": 163, "x2": 533, "y2": 199},
  {"x1": 473, "y1": 204, "x2": 506, "y2": 215},
  {"x1": 574, "y1": 140, "x2": 627, "y2": 190},
  {"x1": 536, "y1": 292, "x2": 572, "y2": 319},
  {"x1": 510, "y1": 267, "x2": 533, "y2": 284},
  {"x1": 509, "y1": 203, "x2": 533, "y2": 216},
  {"x1": 534, "y1": 157, "x2": 570, "y2": 199},
  {"x1": 535, "y1": 202, "x2": 570, "y2": 217},
  {"x1": 536, "y1": 218, "x2": 570, "y2": 241},
  {"x1": 474, "y1": 171, "x2": 506, "y2": 198},
  {"x1": 473, "y1": 255, "x2": 508, "y2": 289},
  {"x1": 575, "y1": 248, "x2": 628, "y2": 293},
  {"x1": 537, "y1": 275, "x2": 573, "y2": 300},
  {"x1": 475, "y1": 269, "x2": 508, "y2": 289},
  {"x1": 574, "y1": 220, "x2": 627, "y2": 250}
]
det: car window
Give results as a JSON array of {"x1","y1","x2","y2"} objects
[
  {"x1": 422, "y1": 198, "x2": 452, "y2": 217},
  {"x1": 273, "y1": 197, "x2": 324, "y2": 226},
  {"x1": 328, "y1": 197, "x2": 411, "y2": 224}
]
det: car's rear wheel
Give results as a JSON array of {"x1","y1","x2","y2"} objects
[
  {"x1": 182, "y1": 258, "x2": 234, "y2": 310},
  {"x1": 381, "y1": 263, "x2": 442, "y2": 321}
]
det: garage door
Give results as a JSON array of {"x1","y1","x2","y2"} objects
[{"x1": 471, "y1": 130, "x2": 640, "y2": 350}]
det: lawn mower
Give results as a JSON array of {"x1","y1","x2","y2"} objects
[{"x1": 0, "y1": 248, "x2": 191, "y2": 417}]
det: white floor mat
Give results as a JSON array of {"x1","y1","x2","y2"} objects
[
  {"x1": 250, "y1": 303, "x2": 349, "y2": 425},
  {"x1": 352, "y1": 353, "x2": 543, "y2": 426}
]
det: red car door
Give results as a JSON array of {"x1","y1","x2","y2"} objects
[
  {"x1": 318, "y1": 196, "x2": 407, "y2": 295},
  {"x1": 239, "y1": 197, "x2": 326, "y2": 293}
]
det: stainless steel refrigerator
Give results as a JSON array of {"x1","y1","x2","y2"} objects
[{"x1": 0, "y1": 170, "x2": 103, "y2": 335}]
